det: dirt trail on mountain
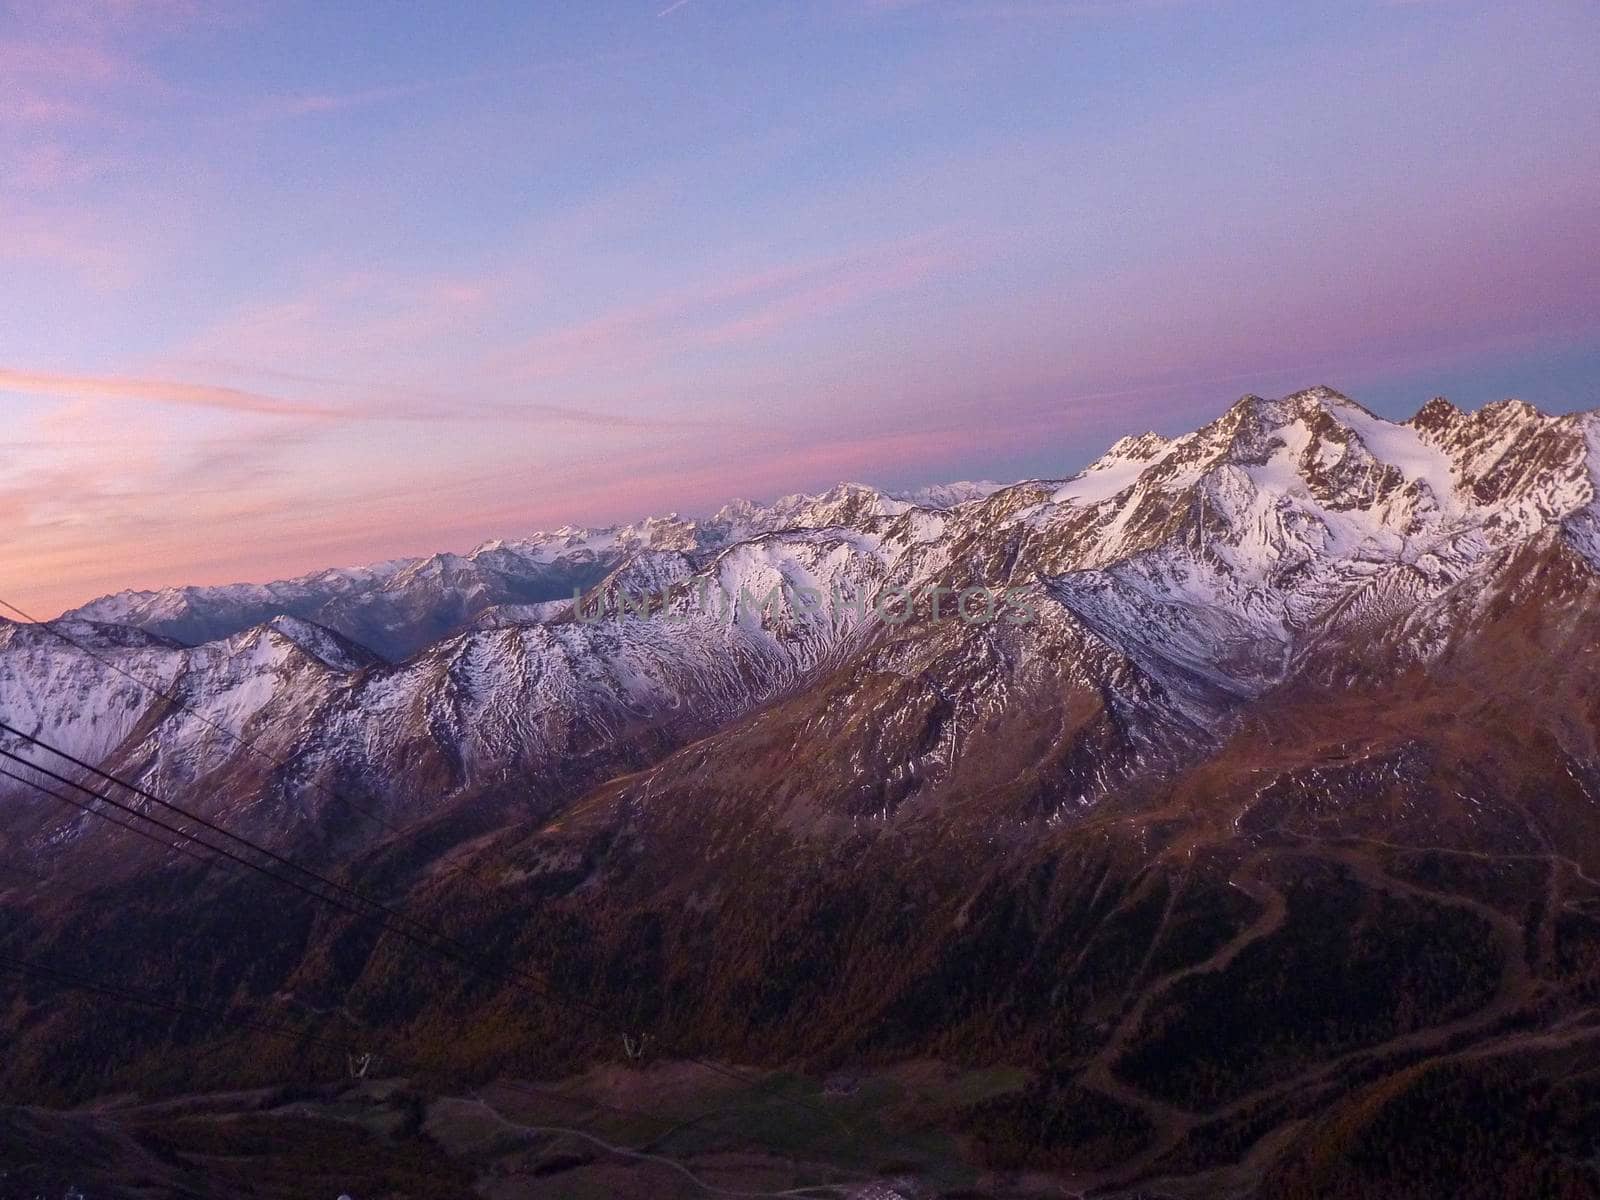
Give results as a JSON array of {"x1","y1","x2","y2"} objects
[
  {"x1": 1064, "y1": 831, "x2": 1555, "y2": 1197},
  {"x1": 1072, "y1": 850, "x2": 1288, "y2": 1188}
]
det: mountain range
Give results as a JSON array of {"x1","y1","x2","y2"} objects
[{"x1": 4, "y1": 387, "x2": 1600, "y2": 1198}]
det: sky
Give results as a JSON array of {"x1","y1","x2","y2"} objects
[{"x1": 2, "y1": 0, "x2": 1598, "y2": 617}]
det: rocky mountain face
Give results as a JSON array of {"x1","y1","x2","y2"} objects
[{"x1": 5, "y1": 388, "x2": 1600, "y2": 1197}]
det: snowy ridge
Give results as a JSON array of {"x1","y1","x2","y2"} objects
[
  {"x1": 1008, "y1": 387, "x2": 1599, "y2": 700},
  {"x1": 1560, "y1": 413, "x2": 1600, "y2": 566},
  {"x1": 708, "y1": 479, "x2": 998, "y2": 541},
  {"x1": 9, "y1": 389, "x2": 1600, "y2": 849},
  {"x1": 1, "y1": 490, "x2": 978, "y2": 836},
  {"x1": 63, "y1": 480, "x2": 998, "y2": 660}
]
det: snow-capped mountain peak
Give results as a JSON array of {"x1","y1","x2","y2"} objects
[{"x1": 17, "y1": 389, "x2": 1600, "y2": 854}]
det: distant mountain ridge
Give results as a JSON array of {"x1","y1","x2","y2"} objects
[{"x1": 61, "y1": 479, "x2": 1005, "y2": 661}]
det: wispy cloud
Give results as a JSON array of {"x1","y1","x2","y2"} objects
[
  {"x1": 492, "y1": 231, "x2": 967, "y2": 383},
  {"x1": 0, "y1": 364, "x2": 717, "y2": 432},
  {"x1": 657, "y1": 0, "x2": 692, "y2": 16},
  {"x1": 248, "y1": 80, "x2": 438, "y2": 121},
  {"x1": 0, "y1": 33, "x2": 159, "y2": 133},
  {"x1": 0, "y1": 38, "x2": 134, "y2": 84},
  {"x1": 243, "y1": 46, "x2": 661, "y2": 123},
  {"x1": 0, "y1": 367, "x2": 339, "y2": 418}
]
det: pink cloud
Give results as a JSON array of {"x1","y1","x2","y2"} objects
[
  {"x1": 0, "y1": 38, "x2": 132, "y2": 83},
  {"x1": 0, "y1": 367, "x2": 340, "y2": 418},
  {"x1": 0, "y1": 93, "x2": 96, "y2": 125},
  {"x1": 3, "y1": 362, "x2": 705, "y2": 434},
  {"x1": 491, "y1": 232, "x2": 968, "y2": 383},
  {"x1": 0, "y1": 214, "x2": 134, "y2": 280},
  {"x1": 694, "y1": 246, "x2": 954, "y2": 346},
  {"x1": 170, "y1": 268, "x2": 513, "y2": 379},
  {"x1": 0, "y1": 40, "x2": 141, "y2": 138}
]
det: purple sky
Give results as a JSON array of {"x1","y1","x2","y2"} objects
[{"x1": 2, "y1": 0, "x2": 1598, "y2": 616}]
